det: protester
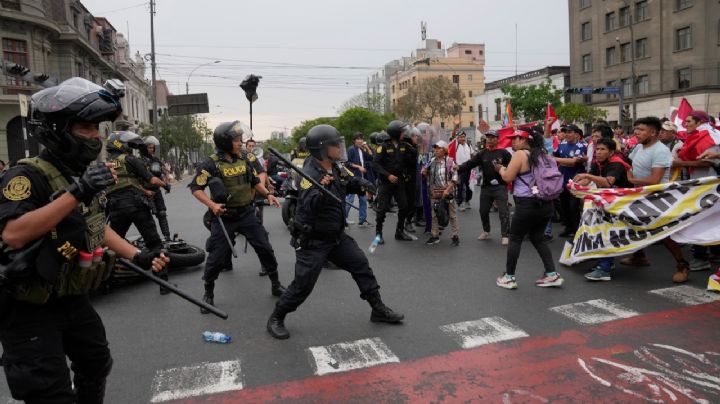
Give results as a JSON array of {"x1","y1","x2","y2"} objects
[
  {"x1": 422, "y1": 140, "x2": 459, "y2": 246},
  {"x1": 495, "y1": 128, "x2": 564, "y2": 289},
  {"x1": 345, "y1": 133, "x2": 374, "y2": 227},
  {"x1": 453, "y1": 131, "x2": 474, "y2": 211},
  {"x1": 554, "y1": 124, "x2": 587, "y2": 237},
  {"x1": 659, "y1": 121, "x2": 683, "y2": 159}
]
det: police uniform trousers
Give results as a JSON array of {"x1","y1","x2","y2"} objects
[
  {"x1": 203, "y1": 206, "x2": 277, "y2": 282},
  {"x1": 275, "y1": 232, "x2": 380, "y2": 314},
  {"x1": 375, "y1": 181, "x2": 409, "y2": 235},
  {"x1": 107, "y1": 199, "x2": 163, "y2": 251},
  {"x1": 0, "y1": 296, "x2": 112, "y2": 404}
]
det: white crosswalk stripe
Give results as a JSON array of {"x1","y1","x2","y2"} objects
[
  {"x1": 308, "y1": 337, "x2": 399, "y2": 376},
  {"x1": 149, "y1": 360, "x2": 243, "y2": 403},
  {"x1": 649, "y1": 285, "x2": 720, "y2": 306},
  {"x1": 549, "y1": 299, "x2": 640, "y2": 325},
  {"x1": 440, "y1": 316, "x2": 529, "y2": 349}
]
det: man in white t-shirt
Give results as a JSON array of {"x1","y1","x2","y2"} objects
[
  {"x1": 453, "y1": 132, "x2": 474, "y2": 210},
  {"x1": 622, "y1": 117, "x2": 690, "y2": 283}
]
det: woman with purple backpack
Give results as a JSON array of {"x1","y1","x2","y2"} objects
[{"x1": 495, "y1": 128, "x2": 565, "y2": 289}]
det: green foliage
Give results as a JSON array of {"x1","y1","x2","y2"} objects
[
  {"x1": 291, "y1": 117, "x2": 336, "y2": 144},
  {"x1": 500, "y1": 79, "x2": 563, "y2": 122},
  {"x1": 334, "y1": 107, "x2": 386, "y2": 144},
  {"x1": 149, "y1": 115, "x2": 213, "y2": 163},
  {"x1": 394, "y1": 76, "x2": 463, "y2": 123},
  {"x1": 555, "y1": 103, "x2": 608, "y2": 125},
  {"x1": 262, "y1": 138, "x2": 293, "y2": 154}
]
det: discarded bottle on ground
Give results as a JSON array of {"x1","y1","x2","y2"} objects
[
  {"x1": 368, "y1": 235, "x2": 382, "y2": 254},
  {"x1": 202, "y1": 331, "x2": 231, "y2": 344}
]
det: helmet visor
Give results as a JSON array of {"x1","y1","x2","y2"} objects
[
  {"x1": 229, "y1": 121, "x2": 252, "y2": 140},
  {"x1": 33, "y1": 78, "x2": 104, "y2": 113}
]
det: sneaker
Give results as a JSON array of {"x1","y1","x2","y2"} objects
[
  {"x1": 585, "y1": 267, "x2": 612, "y2": 281},
  {"x1": 395, "y1": 232, "x2": 414, "y2": 241},
  {"x1": 451, "y1": 235, "x2": 459, "y2": 246},
  {"x1": 501, "y1": 237, "x2": 509, "y2": 246},
  {"x1": 536, "y1": 272, "x2": 564, "y2": 287},
  {"x1": 346, "y1": 220, "x2": 356, "y2": 225},
  {"x1": 425, "y1": 236, "x2": 440, "y2": 245},
  {"x1": 496, "y1": 274, "x2": 518, "y2": 290},
  {"x1": 689, "y1": 257, "x2": 711, "y2": 271},
  {"x1": 708, "y1": 273, "x2": 720, "y2": 292},
  {"x1": 357, "y1": 220, "x2": 372, "y2": 228},
  {"x1": 477, "y1": 232, "x2": 490, "y2": 240}
]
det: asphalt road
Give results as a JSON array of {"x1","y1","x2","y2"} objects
[{"x1": 2, "y1": 179, "x2": 719, "y2": 403}]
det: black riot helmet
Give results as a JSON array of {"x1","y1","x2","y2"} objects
[
  {"x1": 298, "y1": 136, "x2": 308, "y2": 153},
  {"x1": 28, "y1": 77, "x2": 123, "y2": 175},
  {"x1": 213, "y1": 121, "x2": 252, "y2": 154},
  {"x1": 106, "y1": 131, "x2": 143, "y2": 154},
  {"x1": 368, "y1": 132, "x2": 379, "y2": 145},
  {"x1": 387, "y1": 120, "x2": 409, "y2": 141},
  {"x1": 306, "y1": 124, "x2": 343, "y2": 160},
  {"x1": 378, "y1": 131, "x2": 390, "y2": 143}
]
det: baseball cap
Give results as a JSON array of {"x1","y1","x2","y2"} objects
[
  {"x1": 507, "y1": 130, "x2": 530, "y2": 139},
  {"x1": 564, "y1": 124, "x2": 581, "y2": 133},
  {"x1": 661, "y1": 121, "x2": 678, "y2": 132},
  {"x1": 433, "y1": 140, "x2": 449, "y2": 149},
  {"x1": 484, "y1": 130, "x2": 499, "y2": 137}
]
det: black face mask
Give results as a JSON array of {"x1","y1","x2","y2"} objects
[{"x1": 74, "y1": 135, "x2": 103, "y2": 165}]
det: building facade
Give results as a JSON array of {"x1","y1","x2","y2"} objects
[
  {"x1": 568, "y1": 0, "x2": 720, "y2": 124},
  {"x1": 476, "y1": 66, "x2": 570, "y2": 128},
  {"x1": 0, "y1": 0, "x2": 150, "y2": 162},
  {"x1": 385, "y1": 39, "x2": 486, "y2": 130}
]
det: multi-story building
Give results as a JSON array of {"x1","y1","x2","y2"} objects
[
  {"x1": 476, "y1": 66, "x2": 570, "y2": 128},
  {"x1": 568, "y1": 0, "x2": 720, "y2": 125},
  {"x1": 0, "y1": 0, "x2": 150, "y2": 162},
  {"x1": 115, "y1": 33, "x2": 151, "y2": 131},
  {"x1": 386, "y1": 40, "x2": 486, "y2": 131}
]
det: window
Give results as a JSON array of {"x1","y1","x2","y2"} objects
[
  {"x1": 637, "y1": 75, "x2": 649, "y2": 94},
  {"x1": 675, "y1": 0, "x2": 692, "y2": 11},
  {"x1": 467, "y1": 74, "x2": 472, "y2": 81},
  {"x1": 581, "y1": 21, "x2": 592, "y2": 40},
  {"x1": 606, "y1": 80, "x2": 617, "y2": 99},
  {"x1": 676, "y1": 27, "x2": 691, "y2": 51},
  {"x1": 478, "y1": 104, "x2": 483, "y2": 114},
  {"x1": 620, "y1": 42, "x2": 632, "y2": 62},
  {"x1": 582, "y1": 54, "x2": 593, "y2": 72},
  {"x1": 1, "y1": 0, "x2": 21, "y2": 10},
  {"x1": 440, "y1": 122, "x2": 445, "y2": 129},
  {"x1": 478, "y1": 50, "x2": 483, "y2": 55},
  {"x1": 469, "y1": 121, "x2": 474, "y2": 128},
  {"x1": 619, "y1": 6, "x2": 631, "y2": 26},
  {"x1": 605, "y1": 12, "x2": 617, "y2": 31},
  {"x1": 468, "y1": 90, "x2": 473, "y2": 97},
  {"x1": 452, "y1": 75, "x2": 460, "y2": 84},
  {"x1": 469, "y1": 105, "x2": 474, "y2": 112},
  {"x1": 583, "y1": 94, "x2": 592, "y2": 103},
  {"x1": 2, "y1": 38, "x2": 29, "y2": 87},
  {"x1": 494, "y1": 99, "x2": 502, "y2": 121},
  {"x1": 580, "y1": 0, "x2": 591, "y2": 9},
  {"x1": 464, "y1": 50, "x2": 472, "y2": 55},
  {"x1": 606, "y1": 46, "x2": 617, "y2": 65},
  {"x1": 412, "y1": 76, "x2": 416, "y2": 85},
  {"x1": 635, "y1": 38, "x2": 648, "y2": 58},
  {"x1": 76, "y1": 62, "x2": 83, "y2": 77},
  {"x1": 635, "y1": 1, "x2": 648, "y2": 22},
  {"x1": 677, "y1": 68, "x2": 691, "y2": 89},
  {"x1": 622, "y1": 78, "x2": 633, "y2": 96},
  {"x1": 391, "y1": 85, "x2": 395, "y2": 93}
]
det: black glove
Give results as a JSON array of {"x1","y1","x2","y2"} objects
[
  {"x1": 360, "y1": 179, "x2": 377, "y2": 195},
  {"x1": 132, "y1": 249, "x2": 161, "y2": 270},
  {"x1": 67, "y1": 164, "x2": 115, "y2": 203}
]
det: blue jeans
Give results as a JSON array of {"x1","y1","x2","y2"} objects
[
  {"x1": 345, "y1": 193, "x2": 367, "y2": 223},
  {"x1": 597, "y1": 257, "x2": 614, "y2": 271}
]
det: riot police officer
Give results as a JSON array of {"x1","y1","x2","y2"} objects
[
  {"x1": 0, "y1": 77, "x2": 168, "y2": 403},
  {"x1": 190, "y1": 121, "x2": 285, "y2": 314},
  {"x1": 140, "y1": 135, "x2": 172, "y2": 241},
  {"x1": 267, "y1": 124, "x2": 404, "y2": 340},
  {"x1": 105, "y1": 130, "x2": 170, "y2": 294},
  {"x1": 371, "y1": 120, "x2": 416, "y2": 243}
]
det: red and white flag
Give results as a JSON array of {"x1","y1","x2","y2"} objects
[
  {"x1": 546, "y1": 103, "x2": 561, "y2": 132},
  {"x1": 671, "y1": 98, "x2": 693, "y2": 129}
]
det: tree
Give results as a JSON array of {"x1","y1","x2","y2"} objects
[
  {"x1": 262, "y1": 138, "x2": 293, "y2": 154},
  {"x1": 334, "y1": 107, "x2": 386, "y2": 145},
  {"x1": 153, "y1": 114, "x2": 212, "y2": 164},
  {"x1": 500, "y1": 79, "x2": 563, "y2": 122},
  {"x1": 291, "y1": 117, "x2": 336, "y2": 144},
  {"x1": 555, "y1": 103, "x2": 608, "y2": 125},
  {"x1": 339, "y1": 92, "x2": 386, "y2": 114},
  {"x1": 394, "y1": 76, "x2": 463, "y2": 124}
]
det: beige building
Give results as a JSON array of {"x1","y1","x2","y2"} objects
[
  {"x1": 568, "y1": 0, "x2": 720, "y2": 125},
  {"x1": 388, "y1": 40, "x2": 485, "y2": 130}
]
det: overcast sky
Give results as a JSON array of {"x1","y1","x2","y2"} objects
[{"x1": 82, "y1": 0, "x2": 570, "y2": 139}]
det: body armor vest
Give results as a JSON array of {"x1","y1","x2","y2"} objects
[
  {"x1": 9, "y1": 158, "x2": 115, "y2": 304},
  {"x1": 106, "y1": 154, "x2": 142, "y2": 195},
  {"x1": 210, "y1": 154, "x2": 253, "y2": 208}
]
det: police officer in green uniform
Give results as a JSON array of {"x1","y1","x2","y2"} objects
[
  {"x1": 139, "y1": 135, "x2": 172, "y2": 241},
  {"x1": 190, "y1": 121, "x2": 285, "y2": 314},
  {"x1": 0, "y1": 77, "x2": 168, "y2": 403}
]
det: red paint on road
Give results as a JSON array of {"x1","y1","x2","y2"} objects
[{"x1": 180, "y1": 303, "x2": 720, "y2": 403}]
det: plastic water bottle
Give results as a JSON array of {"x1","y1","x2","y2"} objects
[
  {"x1": 202, "y1": 331, "x2": 231, "y2": 344},
  {"x1": 368, "y1": 235, "x2": 381, "y2": 254}
]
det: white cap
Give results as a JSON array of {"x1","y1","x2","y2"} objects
[{"x1": 433, "y1": 140, "x2": 449, "y2": 149}]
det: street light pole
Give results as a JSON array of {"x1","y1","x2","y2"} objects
[
  {"x1": 621, "y1": 0, "x2": 638, "y2": 122},
  {"x1": 149, "y1": 0, "x2": 158, "y2": 139},
  {"x1": 186, "y1": 60, "x2": 220, "y2": 94}
]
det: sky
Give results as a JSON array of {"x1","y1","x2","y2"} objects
[{"x1": 82, "y1": 0, "x2": 570, "y2": 140}]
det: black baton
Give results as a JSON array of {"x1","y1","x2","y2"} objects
[
  {"x1": 268, "y1": 147, "x2": 360, "y2": 211},
  {"x1": 118, "y1": 258, "x2": 229, "y2": 319},
  {"x1": 216, "y1": 214, "x2": 238, "y2": 258}
]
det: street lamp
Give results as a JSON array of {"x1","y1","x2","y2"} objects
[{"x1": 186, "y1": 60, "x2": 220, "y2": 94}]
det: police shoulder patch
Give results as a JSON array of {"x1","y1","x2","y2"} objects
[
  {"x1": 195, "y1": 169, "x2": 211, "y2": 186},
  {"x1": 247, "y1": 153, "x2": 256, "y2": 162},
  {"x1": 3, "y1": 175, "x2": 32, "y2": 201},
  {"x1": 376, "y1": 146, "x2": 383, "y2": 154},
  {"x1": 300, "y1": 178, "x2": 312, "y2": 190}
]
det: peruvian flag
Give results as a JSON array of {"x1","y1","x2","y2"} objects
[
  {"x1": 672, "y1": 98, "x2": 693, "y2": 130},
  {"x1": 496, "y1": 127, "x2": 515, "y2": 149},
  {"x1": 546, "y1": 103, "x2": 561, "y2": 132}
]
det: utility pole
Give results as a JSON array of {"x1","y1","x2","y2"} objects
[
  {"x1": 150, "y1": 0, "x2": 158, "y2": 139},
  {"x1": 621, "y1": 0, "x2": 638, "y2": 122}
]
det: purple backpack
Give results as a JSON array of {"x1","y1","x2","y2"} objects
[{"x1": 518, "y1": 151, "x2": 564, "y2": 201}]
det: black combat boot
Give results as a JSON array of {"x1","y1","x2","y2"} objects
[
  {"x1": 158, "y1": 213, "x2": 171, "y2": 241},
  {"x1": 200, "y1": 282, "x2": 214, "y2": 314},
  {"x1": 367, "y1": 293, "x2": 404, "y2": 323},
  {"x1": 404, "y1": 221, "x2": 416, "y2": 233},
  {"x1": 267, "y1": 271, "x2": 286, "y2": 297},
  {"x1": 267, "y1": 309, "x2": 290, "y2": 339}
]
